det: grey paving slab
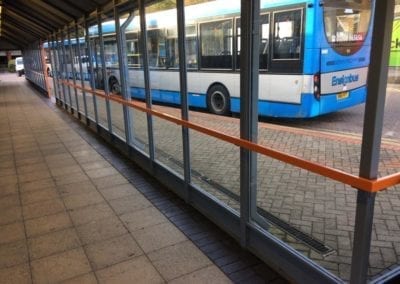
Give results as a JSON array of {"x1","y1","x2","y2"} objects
[
  {"x1": 0, "y1": 263, "x2": 31, "y2": 284},
  {"x1": 0, "y1": 73, "x2": 285, "y2": 284},
  {"x1": 31, "y1": 248, "x2": 92, "y2": 283},
  {"x1": 25, "y1": 212, "x2": 73, "y2": 238},
  {"x1": 95, "y1": 256, "x2": 164, "y2": 284},
  {"x1": 84, "y1": 233, "x2": 143, "y2": 270}
]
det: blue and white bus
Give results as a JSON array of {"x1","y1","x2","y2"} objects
[{"x1": 87, "y1": 0, "x2": 373, "y2": 118}]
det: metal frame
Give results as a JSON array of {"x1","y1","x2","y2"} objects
[
  {"x1": 60, "y1": 29, "x2": 73, "y2": 110},
  {"x1": 139, "y1": 0, "x2": 155, "y2": 160},
  {"x1": 85, "y1": 16, "x2": 100, "y2": 125},
  {"x1": 49, "y1": 36, "x2": 59, "y2": 101},
  {"x1": 115, "y1": 4, "x2": 134, "y2": 144},
  {"x1": 67, "y1": 26, "x2": 80, "y2": 115},
  {"x1": 176, "y1": 0, "x2": 192, "y2": 202},
  {"x1": 97, "y1": 10, "x2": 113, "y2": 133},
  {"x1": 240, "y1": 0, "x2": 260, "y2": 247},
  {"x1": 56, "y1": 31, "x2": 68, "y2": 109},
  {"x1": 350, "y1": 1, "x2": 395, "y2": 283},
  {"x1": 75, "y1": 21, "x2": 89, "y2": 120}
]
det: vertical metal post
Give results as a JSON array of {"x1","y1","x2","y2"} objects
[
  {"x1": 239, "y1": 0, "x2": 260, "y2": 247},
  {"x1": 57, "y1": 31, "x2": 67, "y2": 108},
  {"x1": 85, "y1": 16, "x2": 99, "y2": 124},
  {"x1": 67, "y1": 26, "x2": 80, "y2": 113},
  {"x1": 97, "y1": 11, "x2": 113, "y2": 132},
  {"x1": 49, "y1": 36, "x2": 59, "y2": 100},
  {"x1": 176, "y1": 0, "x2": 191, "y2": 202},
  {"x1": 61, "y1": 29, "x2": 73, "y2": 110},
  {"x1": 139, "y1": 0, "x2": 155, "y2": 160},
  {"x1": 350, "y1": 1, "x2": 394, "y2": 283},
  {"x1": 115, "y1": 5, "x2": 134, "y2": 144},
  {"x1": 52, "y1": 34, "x2": 63, "y2": 103},
  {"x1": 37, "y1": 44, "x2": 45, "y2": 90},
  {"x1": 75, "y1": 22, "x2": 88, "y2": 118}
]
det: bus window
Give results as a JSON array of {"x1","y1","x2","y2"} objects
[
  {"x1": 167, "y1": 27, "x2": 179, "y2": 68},
  {"x1": 126, "y1": 32, "x2": 142, "y2": 68},
  {"x1": 272, "y1": 9, "x2": 302, "y2": 60},
  {"x1": 323, "y1": 0, "x2": 371, "y2": 55},
  {"x1": 185, "y1": 25, "x2": 198, "y2": 69},
  {"x1": 260, "y1": 14, "x2": 270, "y2": 69},
  {"x1": 147, "y1": 29, "x2": 167, "y2": 68},
  {"x1": 236, "y1": 13, "x2": 269, "y2": 70},
  {"x1": 200, "y1": 19, "x2": 233, "y2": 69}
]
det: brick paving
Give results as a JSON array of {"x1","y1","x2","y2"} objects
[{"x1": 57, "y1": 78, "x2": 400, "y2": 281}]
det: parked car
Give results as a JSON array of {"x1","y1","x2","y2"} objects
[{"x1": 15, "y1": 57, "x2": 24, "y2": 76}]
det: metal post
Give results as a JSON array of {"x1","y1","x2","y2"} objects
[
  {"x1": 49, "y1": 36, "x2": 59, "y2": 100},
  {"x1": 75, "y1": 22, "x2": 88, "y2": 118},
  {"x1": 139, "y1": 0, "x2": 155, "y2": 160},
  {"x1": 57, "y1": 31, "x2": 67, "y2": 108},
  {"x1": 350, "y1": 1, "x2": 395, "y2": 283},
  {"x1": 239, "y1": 0, "x2": 260, "y2": 247},
  {"x1": 67, "y1": 26, "x2": 80, "y2": 114},
  {"x1": 85, "y1": 16, "x2": 99, "y2": 124},
  {"x1": 61, "y1": 29, "x2": 73, "y2": 110},
  {"x1": 97, "y1": 11, "x2": 113, "y2": 132},
  {"x1": 52, "y1": 34, "x2": 63, "y2": 103},
  {"x1": 176, "y1": 0, "x2": 191, "y2": 202},
  {"x1": 115, "y1": 5, "x2": 134, "y2": 144}
]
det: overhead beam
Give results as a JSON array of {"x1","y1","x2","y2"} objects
[
  {"x1": 6, "y1": 9, "x2": 52, "y2": 34},
  {"x1": 10, "y1": 0, "x2": 66, "y2": 27},
  {"x1": 3, "y1": 17, "x2": 46, "y2": 38},
  {"x1": 32, "y1": 0, "x2": 75, "y2": 21},
  {"x1": 5, "y1": 4, "x2": 59, "y2": 31}
]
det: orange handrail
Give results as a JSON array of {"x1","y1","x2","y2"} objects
[{"x1": 60, "y1": 80, "x2": 400, "y2": 193}]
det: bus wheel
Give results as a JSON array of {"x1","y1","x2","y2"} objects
[
  {"x1": 207, "y1": 84, "x2": 230, "y2": 115},
  {"x1": 109, "y1": 78, "x2": 121, "y2": 95}
]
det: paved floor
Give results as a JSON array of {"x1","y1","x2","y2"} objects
[{"x1": 0, "y1": 73, "x2": 286, "y2": 283}]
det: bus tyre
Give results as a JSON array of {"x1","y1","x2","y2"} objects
[
  {"x1": 207, "y1": 84, "x2": 230, "y2": 115},
  {"x1": 109, "y1": 78, "x2": 121, "y2": 95}
]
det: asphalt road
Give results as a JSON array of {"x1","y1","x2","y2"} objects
[{"x1": 264, "y1": 84, "x2": 400, "y2": 141}]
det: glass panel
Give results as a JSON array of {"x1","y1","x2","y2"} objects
[
  {"x1": 256, "y1": 157, "x2": 357, "y2": 281},
  {"x1": 191, "y1": 131, "x2": 240, "y2": 211},
  {"x1": 185, "y1": 0, "x2": 240, "y2": 212},
  {"x1": 122, "y1": 10, "x2": 149, "y2": 152},
  {"x1": 85, "y1": 20, "x2": 98, "y2": 123},
  {"x1": 153, "y1": 116, "x2": 184, "y2": 176},
  {"x1": 200, "y1": 19, "x2": 233, "y2": 69},
  {"x1": 73, "y1": 24, "x2": 88, "y2": 120},
  {"x1": 57, "y1": 33, "x2": 68, "y2": 106},
  {"x1": 370, "y1": 61, "x2": 400, "y2": 279},
  {"x1": 88, "y1": 21, "x2": 109, "y2": 129},
  {"x1": 146, "y1": 0, "x2": 184, "y2": 171},
  {"x1": 323, "y1": 0, "x2": 372, "y2": 55},
  {"x1": 61, "y1": 30, "x2": 72, "y2": 108},
  {"x1": 272, "y1": 9, "x2": 302, "y2": 60},
  {"x1": 236, "y1": 13, "x2": 270, "y2": 70},
  {"x1": 67, "y1": 27, "x2": 79, "y2": 117},
  {"x1": 101, "y1": 13, "x2": 126, "y2": 139}
]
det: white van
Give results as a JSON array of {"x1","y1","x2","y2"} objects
[{"x1": 15, "y1": 57, "x2": 24, "y2": 77}]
